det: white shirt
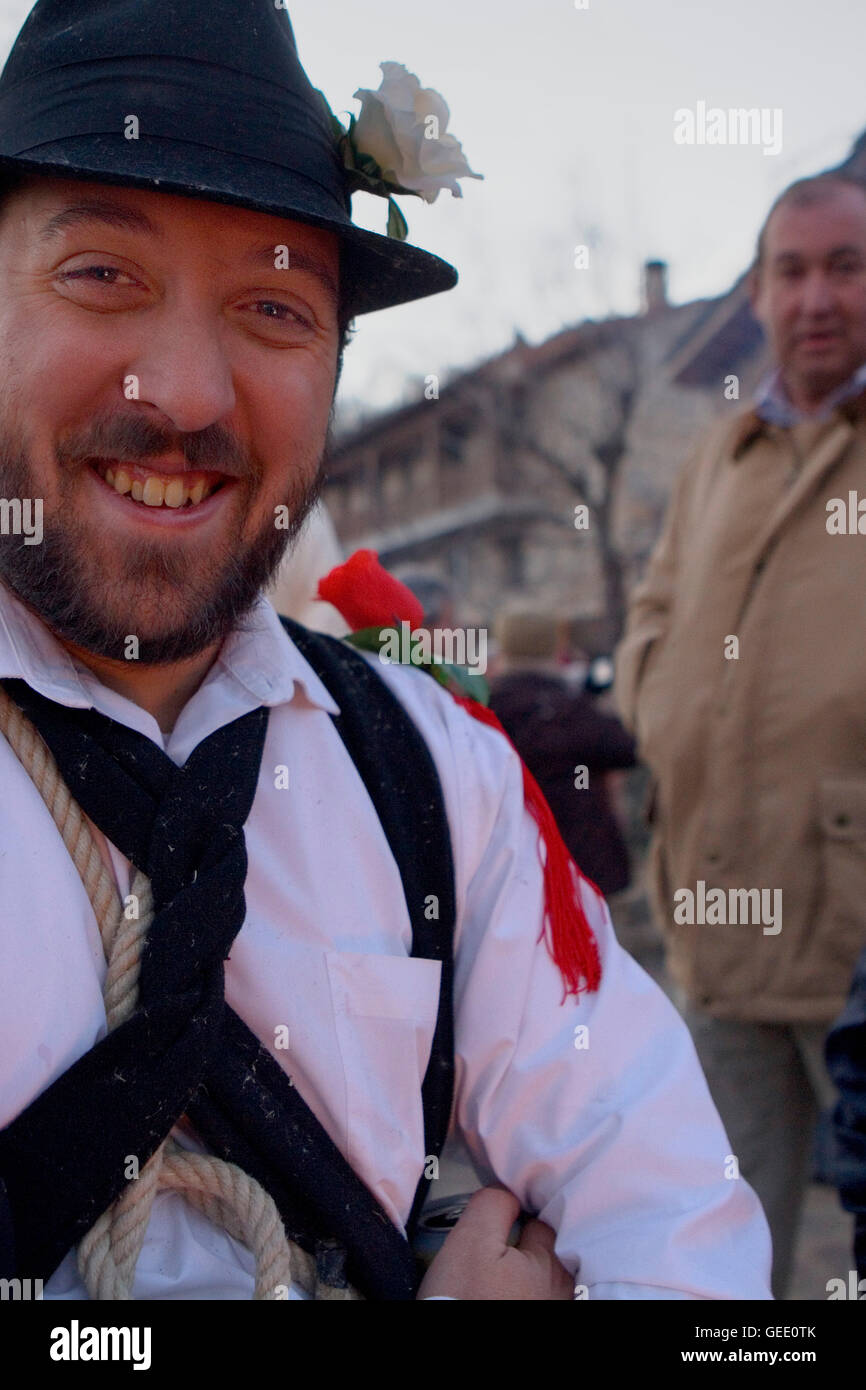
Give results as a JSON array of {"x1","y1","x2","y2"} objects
[{"x1": 0, "y1": 587, "x2": 772, "y2": 1300}]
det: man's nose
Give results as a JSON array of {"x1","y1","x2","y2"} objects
[
  {"x1": 125, "y1": 308, "x2": 236, "y2": 434},
  {"x1": 797, "y1": 271, "x2": 837, "y2": 317}
]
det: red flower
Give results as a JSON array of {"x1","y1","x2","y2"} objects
[{"x1": 317, "y1": 549, "x2": 424, "y2": 631}]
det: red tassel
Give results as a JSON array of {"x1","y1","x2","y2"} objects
[{"x1": 451, "y1": 694, "x2": 602, "y2": 1000}]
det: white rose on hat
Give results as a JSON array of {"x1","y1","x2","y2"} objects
[
  {"x1": 323, "y1": 61, "x2": 482, "y2": 240},
  {"x1": 352, "y1": 61, "x2": 482, "y2": 202}
]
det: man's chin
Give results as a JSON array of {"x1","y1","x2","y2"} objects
[
  {"x1": 0, "y1": 525, "x2": 290, "y2": 664},
  {"x1": 4, "y1": 584, "x2": 252, "y2": 665},
  {"x1": 72, "y1": 611, "x2": 243, "y2": 665},
  {"x1": 788, "y1": 354, "x2": 857, "y2": 401},
  {"x1": 0, "y1": 447, "x2": 325, "y2": 665}
]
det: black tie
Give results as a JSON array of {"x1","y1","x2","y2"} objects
[{"x1": 0, "y1": 677, "x2": 419, "y2": 1299}]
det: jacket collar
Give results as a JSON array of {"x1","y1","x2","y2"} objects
[
  {"x1": 730, "y1": 383, "x2": 866, "y2": 462},
  {"x1": 730, "y1": 409, "x2": 767, "y2": 460}
]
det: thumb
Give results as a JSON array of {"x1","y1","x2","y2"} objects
[
  {"x1": 452, "y1": 1185, "x2": 521, "y2": 1248},
  {"x1": 517, "y1": 1218, "x2": 576, "y2": 1299},
  {"x1": 516, "y1": 1216, "x2": 559, "y2": 1263}
]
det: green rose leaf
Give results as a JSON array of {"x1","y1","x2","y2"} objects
[
  {"x1": 343, "y1": 626, "x2": 392, "y2": 652},
  {"x1": 341, "y1": 631, "x2": 490, "y2": 706},
  {"x1": 438, "y1": 663, "x2": 490, "y2": 705},
  {"x1": 387, "y1": 197, "x2": 409, "y2": 241}
]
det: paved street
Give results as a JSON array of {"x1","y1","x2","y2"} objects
[{"x1": 790, "y1": 1182, "x2": 854, "y2": 1301}]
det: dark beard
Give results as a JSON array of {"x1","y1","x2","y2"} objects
[{"x1": 0, "y1": 445, "x2": 326, "y2": 665}]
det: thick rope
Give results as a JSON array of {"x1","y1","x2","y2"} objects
[{"x1": 0, "y1": 686, "x2": 359, "y2": 1301}]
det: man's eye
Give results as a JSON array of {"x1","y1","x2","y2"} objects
[
  {"x1": 250, "y1": 300, "x2": 310, "y2": 326},
  {"x1": 59, "y1": 265, "x2": 137, "y2": 286}
]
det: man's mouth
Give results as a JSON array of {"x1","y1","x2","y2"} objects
[
  {"x1": 86, "y1": 457, "x2": 229, "y2": 509},
  {"x1": 797, "y1": 330, "x2": 841, "y2": 346}
]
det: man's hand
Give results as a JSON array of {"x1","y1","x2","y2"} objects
[{"x1": 417, "y1": 1186, "x2": 575, "y2": 1300}]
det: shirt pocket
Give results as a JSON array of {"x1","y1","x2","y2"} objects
[
  {"x1": 818, "y1": 776, "x2": 866, "y2": 976},
  {"x1": 325, "y1": 950, "x2": 442, "y2": 1221}
]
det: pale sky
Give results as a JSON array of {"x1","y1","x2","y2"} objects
[{"x1": 1, "y1": 0, "x2": 864, "y2": 415}]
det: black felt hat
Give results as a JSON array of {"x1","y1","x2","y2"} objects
[{"x1": 0, "y1": 0, "x2": 459, "y2": 318}]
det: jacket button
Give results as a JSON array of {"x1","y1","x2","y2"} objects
[{"x1": 834, "y1": 812, "x2": 851, "y2": 827}]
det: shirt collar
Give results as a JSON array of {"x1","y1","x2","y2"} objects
[
  {"x1": 215, "y1": 596, "x2": 340, "y2": 715},
  {"x1": 0, "y1": 584, "x2": 341, "y2": 718},
  {"x1": 754, "y1": 361, "x2": 866, "y2": 427}
]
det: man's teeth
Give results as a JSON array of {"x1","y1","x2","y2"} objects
[{"x1": 102, "y1": 465, "x2": 214, "y2": 508}]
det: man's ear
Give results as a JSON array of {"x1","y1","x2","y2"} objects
[{"x1": 747, "y1": 264, "x2": 764, "y2": 321}]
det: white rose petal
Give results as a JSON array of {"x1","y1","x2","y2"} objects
[
  {"x1": 351, "y1": 93, "x2": 404, "y2": 181},
  {"x1": 352, "y1": 61, "x2": 482, "y2": 204}
]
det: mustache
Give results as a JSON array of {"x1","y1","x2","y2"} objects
[{"x1": 55, "y1": 414, "x2": 251, "y2": 478}]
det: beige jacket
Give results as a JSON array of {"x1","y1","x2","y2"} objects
[{"x1": 615, "y1": 390, "x2": 866, "y2": 1022}]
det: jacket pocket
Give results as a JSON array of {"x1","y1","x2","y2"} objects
[
  {"x1": 325, "y1": 950, "x2": 442, "y2": 1214},
  {"x1": 818, "y1": 777, "x2": 866, "y2": 975}
]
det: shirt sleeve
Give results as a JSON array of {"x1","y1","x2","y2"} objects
[{"x1": 444, "y1": 700, "x2": 773, "y2": 1301}]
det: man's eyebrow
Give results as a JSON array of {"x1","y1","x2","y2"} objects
[
  {"x1": 826, "y1": 244, "x2": 866, "y2": 259},
  {"x1": 36, "y1": 199, "x2": 161, "y2": 242},
  {"x1": 773, "y1": 245, "x2": 865, "y2": 264},
  {"x1": 245, "y1": 243, "x2": 339, "y2": 309},
  {"x1": 36, "y1": 204, "x2": 339, "y2": 308}
]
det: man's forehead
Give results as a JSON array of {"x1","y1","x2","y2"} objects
[
  {"x1": 13, "y1": 175, "x2": 340, "y2": 299},
  {"x1": 765, "y1": 188, "x2": 866, "y2": 257}
]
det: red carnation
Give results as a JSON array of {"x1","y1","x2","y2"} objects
[{"x1": 317, "y1": 549, "x2": 424, "y2": 631}]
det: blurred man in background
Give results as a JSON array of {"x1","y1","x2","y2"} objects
[{"x1": 615, "y1": 171, "x2": 866, "y2": 1296}]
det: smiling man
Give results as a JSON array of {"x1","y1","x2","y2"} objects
[
  {"x1": 0, "y1": 174, "x2": 342, "y2": 724},
  {"x1": 616, "y1": 170, "x2": 866, "y2": 1298},
  {"x1": 0, "y1": 0, "x2": 771, "y2": 1305}
]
